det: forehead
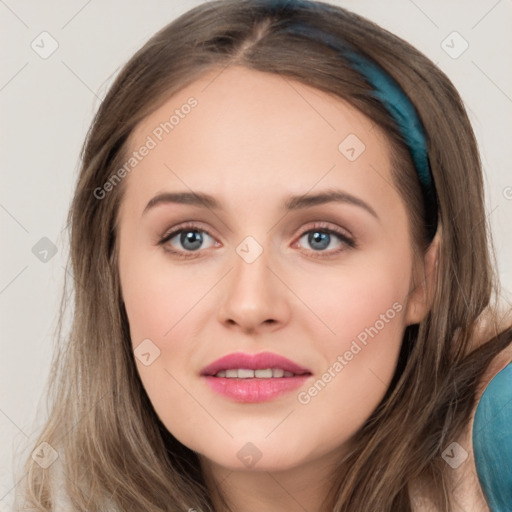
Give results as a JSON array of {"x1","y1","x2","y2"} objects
[{"x1": 122, "y1": 65, "x2": 397, "y2": 216}]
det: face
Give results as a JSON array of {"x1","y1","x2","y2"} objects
[{"x1": 117, "y1": 65, "x2": 429, "y2": 475}]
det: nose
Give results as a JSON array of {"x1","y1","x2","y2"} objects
[{"x1": 217, "y1": 245, "x2": 291, "y2": 334}]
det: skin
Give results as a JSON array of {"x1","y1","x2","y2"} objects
[{"x1": 117, "y1": 65, "x2": 437, "y2": 512}]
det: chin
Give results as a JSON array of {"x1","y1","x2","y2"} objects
[{"x1": 197, "y1": 440, "x2": 307, "y2": 473}]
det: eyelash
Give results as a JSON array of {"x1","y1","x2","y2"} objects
[{"x1": 157, "y1": 221, "x2": 357, "y2": 260}]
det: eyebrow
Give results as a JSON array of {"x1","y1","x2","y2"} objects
[{"x1": 142, "y1": 190, "x2": 379, "y2": 220}]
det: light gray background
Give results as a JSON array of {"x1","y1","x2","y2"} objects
[{"x1": 1, "y1": 1, "x2": 511, "y2": 509}]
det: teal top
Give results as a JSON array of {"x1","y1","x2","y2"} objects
[{"x1": 473, "y1": 360, "x2": 512, "y2": 511}]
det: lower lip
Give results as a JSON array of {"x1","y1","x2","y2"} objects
[{"x1": 203, "y1": 375, "x2": 311, "y2": 402}]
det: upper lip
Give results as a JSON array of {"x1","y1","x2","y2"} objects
[{"x1": 200, "y1": 351, "x2": 312, "y2": 376}]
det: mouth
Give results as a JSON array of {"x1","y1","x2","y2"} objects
[
  {"x1": 200, "y1": 350, "x2": 312, "y2": 377},
  {"x1": 211, "y1": 368, "x2": 310, "y2": 378},
  {"x1": 200, "y1": 351, "x2": 312, "y2": 402}
]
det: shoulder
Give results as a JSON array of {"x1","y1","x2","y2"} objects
[
  {"x1": 411, "y1": 317, "x2": 512, "y2": 512},
  {"x1": 471, "y1": 335, "x2": 512, "y2": 511},
  {"x1": 445, "y1": 331, "x2": 512, "y2": 512}
]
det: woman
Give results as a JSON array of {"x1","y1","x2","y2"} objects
[{"x1": 18, "y1": 0, "x2": 512, "y2": 510}]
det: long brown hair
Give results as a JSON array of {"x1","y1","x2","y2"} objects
[{"x1": 17, "y1": 1, "x2": 512, "y2": 510}]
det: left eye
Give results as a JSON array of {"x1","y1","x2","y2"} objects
[{"x1": 296, "y1": 228, "x2": 353, "y2": 254}]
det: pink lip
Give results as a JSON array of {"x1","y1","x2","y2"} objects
[
  {"x1": 200, "y1": 351, "x2": 311, "y2": 376},
  {"x1": 200, "y1": 351, "x2": 312, "y2": 403},
  {"x1": 203, "y1": 375, "x2": 311, "y2": 402}
]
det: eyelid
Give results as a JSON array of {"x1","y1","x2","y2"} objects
[
  {"x1": 158, "y1": 220, "x2": 218, "y2": 244},
  {"x1": 296, "y1": 221, "x2": 354, "y2": 242}
]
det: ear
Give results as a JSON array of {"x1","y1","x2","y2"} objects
[{"x1": 404, "y1": 231, "x2": 440, "y2": 325}]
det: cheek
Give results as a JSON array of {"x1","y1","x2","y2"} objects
[
  {"x1": 120, "y1": 256, "x2": 210, "y2": 405},
  {"x1": 119, "y1": 226, "x2": 215, "y2": 346},
  {"x1": 287, "y1": 263, "x2": 408, "y2": 452},
  {"x1": 119, "y1": 250, "x2": 214, "y2": 449},
  {"x1": 294, "y1": 254, "x2": 409, "y2": 352},
  {"x1": 122, "y1": 267, "x2": 203, "y2": 344}
]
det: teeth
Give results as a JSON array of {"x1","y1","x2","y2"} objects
[
  {"x1": 214, "y1": 368, "x2": 297, "y2": 378},
  {"x1": 255, "y1": 368, "x2": 273, "y2": 378}
]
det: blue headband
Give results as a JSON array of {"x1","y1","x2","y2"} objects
[{"x1": 281, "y1": 23, "x2": 438, "y2": 237}]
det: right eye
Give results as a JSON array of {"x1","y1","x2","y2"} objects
[{"x1": 158, "y1": 222, "x2": 220, "y2": 259}]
